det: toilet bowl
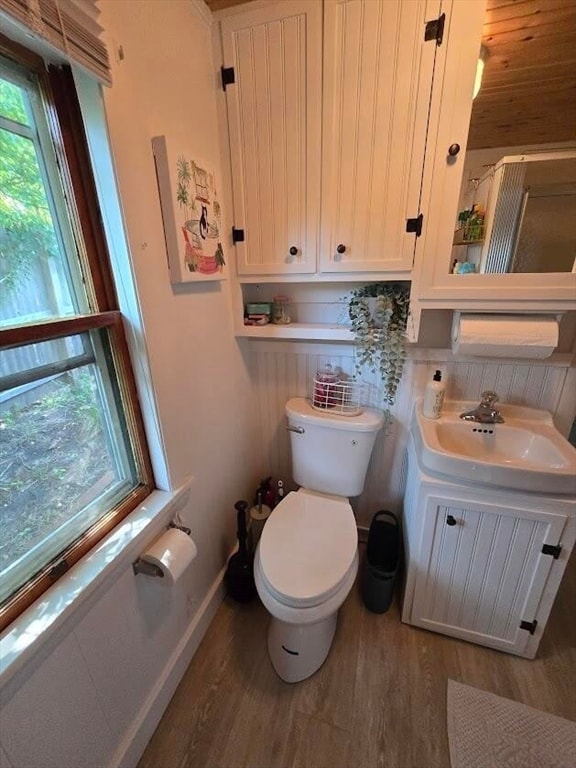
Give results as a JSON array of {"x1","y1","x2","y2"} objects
[
  {"x1": 255, "y1": 397, "x2": 384, "y2": 683},
  {"x1": 255, "y1": 489, "x2": 359, "y2": 683}
]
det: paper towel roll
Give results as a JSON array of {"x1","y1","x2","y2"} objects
[
  {"x1": 451, "y1": 313, "x2": 558, "y2": 359},
  {"x1": 141, "y1": 528, "x2": 197, "y2": 584}
]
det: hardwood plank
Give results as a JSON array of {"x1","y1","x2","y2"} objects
[
  {"x1": 280, "y1": 712, "x2": 351, "y2": 768},
  {"x1": 486, "y1": 0, "x2": 574, "y2": 26},
  {"x1": 406, "y1": 627, "x2": 464, "y2": 768},
  {"x1": 137, "y1": 726, "x2": 190, "y2": 768},
  {"x1": 205, "y1": 0, "x2": 248, "y2": 11},
  {"x1": 211, "y1": 626, "x2": 297, "y2": 768},
  {"x1": 289, "y1": 580, "x2": 365, "y2": 732},
  {"x1": 348, "y1": 589, "x2": 416, "y2": 768},
  {"x1": 475, "y1": 80, "x2": 576, "y2": 99},
  {"x1": 484, "y1": 3, "x2": 576, "y2": 37},
  {"x1": 484, "y1": 20, "x2": 576, "y2": 46}
]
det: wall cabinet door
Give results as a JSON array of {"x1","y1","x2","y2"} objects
[
  {"x1": 319, "y1": 0, "x2": 438, "y2": 273},
  {"x1": 411, "y1": 496, "x2": 567, "y2": 655},
  {"x1": 221, "y1": 2, "x2": 322, "y2": 275}
]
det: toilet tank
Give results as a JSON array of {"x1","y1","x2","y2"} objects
[{"x1": 285, "y1": 397, "x2": 384, "y2": 497}]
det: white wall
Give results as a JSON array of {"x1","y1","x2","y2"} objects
[{"x1": 0, "y1": 3, "x2": 262, "y2": 767}]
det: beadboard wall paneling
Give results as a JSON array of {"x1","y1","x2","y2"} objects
[{"x1": 249, "y1": 342, "x2": 575, "y2": 528}]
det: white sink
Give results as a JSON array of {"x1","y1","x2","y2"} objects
[{"x1": 412, "y1": 401, "x2": 576, "y2": 495}]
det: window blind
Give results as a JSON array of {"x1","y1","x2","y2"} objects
[{"x1": 0, "y1": 0, "x2": 111, "y2": 84}]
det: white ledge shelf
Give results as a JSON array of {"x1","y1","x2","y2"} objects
[{"x1": 236, "y1": 322, "x2": 355, "y2": 341}]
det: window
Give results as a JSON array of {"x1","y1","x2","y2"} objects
[{"x1": 0, "y1": 48, "x2": 153, "y2": 630}]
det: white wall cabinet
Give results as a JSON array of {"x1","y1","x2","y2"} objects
[
  {"x1": 319, "y1": 0, "x2": 437, "y2": 274},
  {"x1": 220, "y1": 0, "x2": 452, "y2": 279},
  {"x1": 220, "y1": 1, "x2": 322, "y2": 276},
  {"x1": 410, "y1": 3, "x2": 576, "y2": 313},
  {"x1": 402, "y1": 442, "x2": 576, "y2": 658}
]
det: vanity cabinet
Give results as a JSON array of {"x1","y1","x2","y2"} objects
[
  {"x1": 219, "y1": 0, "x2": 477, "y2": 280},
  {"x1": 402, "y1": 441, "x2": 576, "y2": 658}
]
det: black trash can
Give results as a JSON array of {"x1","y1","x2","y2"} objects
[{"x1": 362, "y1": 510, "x2": 401, "y2": 614}]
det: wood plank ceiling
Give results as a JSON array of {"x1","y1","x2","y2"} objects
[
  {"x1": 469, "y1": 0, "x2": 576, "y2": 149},
  {"x1": 206, "y1": 0, "x2": 576, "y2": 151}
]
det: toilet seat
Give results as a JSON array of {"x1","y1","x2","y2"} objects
[{"x1": 258, "y1": 489, "x2": 358, "y2": 609}]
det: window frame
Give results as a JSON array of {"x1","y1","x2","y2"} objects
[{"x1": 0, "y1": 38, "x2": 154, "y2": 631}]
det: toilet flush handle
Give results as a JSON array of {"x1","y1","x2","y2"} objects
[{"x1": 285, "y1": 425, "x2": 305, "y2": 434}]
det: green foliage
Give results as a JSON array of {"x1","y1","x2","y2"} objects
[
  {"x1": 0, "y1": 79, "x2": 28, "y2": 124},
  {"x1": 0, "y1": 77, "x2": 58, "y2": 297},
  {"x1": 347, "y1": 282, "x2": 410, "y2": 408},
  {"x1": 176, "y1": 155, "x2": 190, "y2": 209},
  {"x1": 42, "y1": 369, "x2": 101, "y2": 431}
]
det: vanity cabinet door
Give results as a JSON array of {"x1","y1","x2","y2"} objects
[
  {"x1": 221, "y1": 1, "x2": 322, "y2": 276},
  {"x1": 319, "y1": 0, "x2": 437, "y2": 274},
  {"x1": 410, "y1": 496, "x2": 567, "y2": 656}
]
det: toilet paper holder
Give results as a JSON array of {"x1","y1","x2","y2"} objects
[
  {"x1": 132, "y1": 522, "x2": 192, "y2": 578},
  {"x1": 133, "y1": 558, "x2": 164, "y2": 578}
]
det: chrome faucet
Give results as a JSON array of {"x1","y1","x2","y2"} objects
[{"x1": 460, "y1": 391, "x2": 505, "y2": 424}]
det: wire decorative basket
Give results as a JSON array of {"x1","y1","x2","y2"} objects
[{"x1": 311, "y1": 375, "x2": 364, "y2": 416}]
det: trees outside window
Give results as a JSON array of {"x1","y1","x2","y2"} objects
[{"x1": 0, "y1": 51, "x2": 153, "y2": 630}]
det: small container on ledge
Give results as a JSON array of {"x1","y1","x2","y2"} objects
[{"x1": 272, "y1": 296, "x2": 292, "y2": 325}]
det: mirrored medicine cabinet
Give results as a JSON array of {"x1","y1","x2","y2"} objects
[
  {"x1": 415, "y1": 0, "x2": 576, "y2": 308},
  {"x1": 454, "y1": 150, "x2": 576, "y2": 276}
]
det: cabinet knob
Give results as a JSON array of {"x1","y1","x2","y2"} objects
[
  {"x1": 446, "y1": 514, "x2": 457, "y2": 526},
  {"x1": 289, "y1": 246, "x2": 298, "y2": 256},
  {"x1": 448, "y1": 143, "x2": 461, "y2": 157},
  {"x1": 336, "y1": 243, "x2": 346, "y2": 254}
]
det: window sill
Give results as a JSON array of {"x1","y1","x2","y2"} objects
[{"x1": 0, "y1": 480, "x2": 193, "y2": 686}]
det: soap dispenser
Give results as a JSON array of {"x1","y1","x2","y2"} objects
[{"x1": 422, "y1": 370, "x2": 445, "y2": 419}]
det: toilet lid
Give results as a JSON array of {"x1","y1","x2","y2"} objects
[{"x1": 258, "y1": 490, "x2": 357, "y2": 608}]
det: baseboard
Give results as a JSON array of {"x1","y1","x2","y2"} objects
[{"x1": 111, "y1": 563, "x2": 227, "y2": 768}]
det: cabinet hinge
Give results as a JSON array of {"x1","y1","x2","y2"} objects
[
  {"x1": 424, "y1": 13, "x2": 446, "y2": 46},
  {"x1": 406, "y1": 213, "x2": 424, "y2": 238},
  {"x1": 519, "y1": 619, "x2": 538, "y2": 635},
  {"x1": 232, "y1": 227, "x2": 245, "y2": 244},
  {"x1": 221, "y1": 66, "x2": 235, "y2": 91},
  {"x1": 541, "y1": 543, "x2": 562, "y2": 559},
  {"x1": 48, "y1": 558, "x2": 70, "y2": 581}
]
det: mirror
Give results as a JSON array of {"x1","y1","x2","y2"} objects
[
  {"x1": 451, "y1": 0, "x2": 576, "y2": 276},
  {"x1": 452, "y1": 151, "x2": 576, "y2": 274}
]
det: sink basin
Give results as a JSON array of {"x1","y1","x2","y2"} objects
[{"x1": 412, "y1": 401, "x2": 576, "y2": 495}]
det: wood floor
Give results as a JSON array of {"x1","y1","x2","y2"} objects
[{"x1": 138, "y1": 548, "x2": 576, "y2": 768}]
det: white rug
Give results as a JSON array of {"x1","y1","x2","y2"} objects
[{"x1": 447, "y1": 680, "x2": 576, "y2": 768}]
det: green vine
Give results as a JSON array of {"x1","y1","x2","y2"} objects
[{"x1": 347, "y1": 282, "x2": 410, "y2": 408}]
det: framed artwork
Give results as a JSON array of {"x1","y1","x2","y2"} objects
[{"x1": 152, "y1": 135, "x2": 226, "y2": 283}]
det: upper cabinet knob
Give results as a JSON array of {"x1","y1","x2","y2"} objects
[
  {"x1": 289, "y1": 246, "x2": 298, "y2": 256},
  {"x1": 336, "y1": 243, "x2": 346, "y2": 254},
  {"x1": 448, "y1": 143, "x2": 461, "y2": 157}
]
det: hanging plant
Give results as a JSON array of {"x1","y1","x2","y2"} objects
[{"x1": 347, "y1": 282, "x2": 410, "y2": 408}]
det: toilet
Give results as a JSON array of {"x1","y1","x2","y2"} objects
[{"x1": 254, "y1": 396, "x2": 384, "y2": 682}]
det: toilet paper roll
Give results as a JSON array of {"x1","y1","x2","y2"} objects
[
  {"x1": 141, "y1": 528, "x2": 198, "y2": 584},
  {"x1": 249, "y1": 504, "x2": 271, "y2": 550},
  {"x1": 451, "y1": 313, "x2": 558, "y2": 359}
]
